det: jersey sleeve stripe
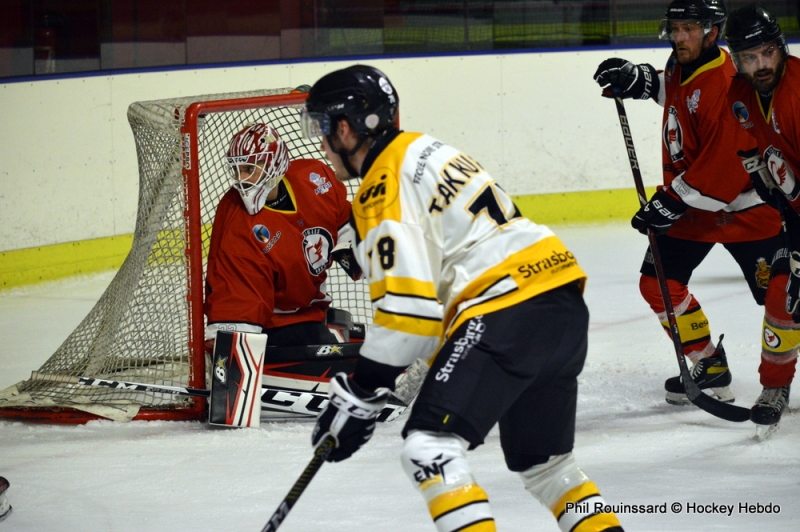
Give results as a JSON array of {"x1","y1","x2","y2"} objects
[
  {"x1": 374, "y1": 308, "x2": 443, "y2": 337},
  {"x1": 369, "y1": 276, "x2": 438, "y2": 301}
]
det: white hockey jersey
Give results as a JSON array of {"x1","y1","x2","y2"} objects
[{"x1": 352, "y1": 132, "x2": 587, "y2": 369}]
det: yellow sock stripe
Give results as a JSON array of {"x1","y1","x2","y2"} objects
[
  {"x1": 762, "y1": 320, "x2": 800, "y2": 357},
  {"x1": 660, "y1": 307, "x2": 711, "y2": 345},
  {"x1": 552, "y1": 481, "x2": 601, "y2": 519},
  {"x1": 570, "y1": 511, "x2": 623, "y2": 532},
  {"x1": 428, "y1": 484, "x2": 490, "y2": 520}
]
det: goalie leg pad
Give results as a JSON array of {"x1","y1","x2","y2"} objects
[
  {"x1": 208, "y1": 331, "x2": 267, "y2": 428},
  {"x1": 401, "y1": 430, "x2": 496, "y2": 532},
  {"x1": 520, "y1": 453, "x2": 622, "y2": 532}
]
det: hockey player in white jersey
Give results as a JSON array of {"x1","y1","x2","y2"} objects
[{"x1": 301, "y1": 64, "x2": 623, "y2": 532}]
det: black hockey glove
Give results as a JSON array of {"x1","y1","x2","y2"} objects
[
  {"x1": 311, "y1": 372, "x2": 390, "y2": 462},
  {"x1": 786, "y1": 252, "x2": 800, "y2": 323},
  {"x1": 631, "y1": 188, "x2": 687, "y2": 235},
  {"x1": 331, "y1": 240, "x2": 363, "y2": 281},
  {"x1": 593, "y1": 58, "x2": 659, "y2": 100},
  {"x1": 738, "y1": 148, "x2": 782, "y2": 208}
]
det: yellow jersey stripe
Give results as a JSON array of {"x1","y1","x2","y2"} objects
[
  {"x1": 374, "y1": 308, "x2": 443, "y2": 337},
  {"x1": 369, "y1": 276, "x2": 439, "y2": 302}
]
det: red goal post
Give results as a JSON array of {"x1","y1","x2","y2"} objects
[{"x1": 0, "y1": 87, "x2": 371, "y2": 423}]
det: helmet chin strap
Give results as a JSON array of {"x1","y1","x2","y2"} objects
[{"x1": 326, "y1": 133, "x2": 368, "y2": 178}]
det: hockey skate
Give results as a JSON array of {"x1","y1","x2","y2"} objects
[
  {"x1": 752, "y1": 385, "x2": 790, "y2": 441},
  {"x1": 664, "y1": 339, "x2": 734, "y2": 405},
  {"x1": 0, "y1": 476, "x2": 10, "y2": 522}
]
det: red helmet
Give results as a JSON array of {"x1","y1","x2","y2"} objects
[{"x1": 225, "y1": 123, "x2": 290, "y2": 214}]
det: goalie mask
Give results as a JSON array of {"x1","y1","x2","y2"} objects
[{"x1": 225, "y1": 123, "x2": 290, "y2": 215}]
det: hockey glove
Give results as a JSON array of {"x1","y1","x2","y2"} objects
[
  {"x1": 786, "y1": 251, "x2": 800, "y2": 323},
  {"x1": 631, "y1": 188, "x2": 687, "y2": 235},
  {"x1": 738, "y1": 148, "x2": 782, "y2": 208},
  {"x1": 331, "y1": 240, "x2": 363, "y2": 281},
  {"x1": 311, "y1": 372, "x2": 390, "y2": 462},
  {"x1": 593, "y1": 58, "x2": 658, "y2": 100}
]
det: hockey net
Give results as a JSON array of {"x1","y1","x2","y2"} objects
[{"x1": 0, "y1": 88, "x2": 371, "y2": 423}]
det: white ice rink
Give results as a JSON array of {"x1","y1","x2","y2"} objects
[{"x1": 1, "y1": 222, "x2": 798, "y2": 531}]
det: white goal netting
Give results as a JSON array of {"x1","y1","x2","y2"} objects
[{"x1": 0, "y1": 88, "x2": 371, "y2": 422}]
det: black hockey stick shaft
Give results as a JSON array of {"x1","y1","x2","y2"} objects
[
  {"x1": 31, "y1": 371, "x2": 211, "y2": 398},
  {"x1": 613, "y1": 97, "x2": 750, "y2": 423},
  {"x1": 260, "y1": 436, "x2": 335, "y2": 532}
]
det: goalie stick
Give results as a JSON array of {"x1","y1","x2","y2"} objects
[
  {"x1": 30, "y1": 372, "x2": 406, "y2": 422},
  {"x1": 613, "y1": 97, "x2": 751, "y2": 423},
  {"x1": 259, "y1": 435, "x2": 335, "y2": 532}
]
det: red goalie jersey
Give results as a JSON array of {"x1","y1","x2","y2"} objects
[
  {"x1": 659, "y1": 49, "x2": 781, "y2": 242},
  {"x1": 205, "y1": 158, "x2": 351, "y2": 331}
]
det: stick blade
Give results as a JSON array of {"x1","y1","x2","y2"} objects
[{"x1": 687, "y1": 389, "x2": 751, "y2": 422}]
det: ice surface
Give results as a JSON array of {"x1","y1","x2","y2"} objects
[{"x1": 1, "y1": 223, "x2": 798, "y2": 531}]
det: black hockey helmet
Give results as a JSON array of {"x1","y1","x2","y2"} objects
[
  {"x1": 659, "y1": 0, "x2": 727, "y2": 40},
  {"x1": 301, "y1": 64, "x2": 398, "y2": 140},
  {"x1": 724, "y1": 4, "x2": 788, "y2": 55}
]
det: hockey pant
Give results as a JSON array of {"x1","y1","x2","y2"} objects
[
  {"x1": 401, "y1": 431, "x2": 622, "y2": 532},
  {"x1": 639, "y1": 234, "x2": 784, "y2": 363}
]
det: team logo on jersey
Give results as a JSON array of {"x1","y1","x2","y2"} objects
[
  {"x1": 764, "y1": 146, "x2": 800, "y2": 200},
  {"x1": 686, "y1": 89, "x2": 701, "y2": 114},
  {"x1": 764, "y1": 327, "x2": 781, "y2": 349},
  {"x1": 732, "y1": 101, "x2": 750, "y2": 123},
  {"x1": 253, "y1": 224, "x2": 270, "y2": 243},
  {"x1": 663, "y1": 107, "x2": 684, "y2": 162},
  {"x1": 302, "y1": 227, "x2": 334, "y2": 275},
  {"x1": 253, "y1": 224, "x2": 281, "y2": 253},
  {"x1": 354, "y1": 168, "x2": 399, "y2": 220},
  {"x1": 309, "y1": 172, "x2": 332, "y2": 195},
  {"x1": 772, "y1": 109, "x2": 781, "y2": 134}
]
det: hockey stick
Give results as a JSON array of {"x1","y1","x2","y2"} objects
[
  {"x1": 613, "y1": 97, "x2": 750, "y2": 423},
  {"x1": 30, "y1": 372, "x2": 406, "y2": 421},
  {"x1": 260, "y1": 435, "x2": 335, "y2": 532}
]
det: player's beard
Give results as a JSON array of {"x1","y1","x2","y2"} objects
[{"x1": 745, "y1": 66, "x2": 782, "y2": 95}]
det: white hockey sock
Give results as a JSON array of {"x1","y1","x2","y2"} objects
[
  {"x1": 401, "y1": 430, "x2": 495, "y2": 532},
  {"x1": 519, "y1": 453, "x2": 621, "y2": 532}
]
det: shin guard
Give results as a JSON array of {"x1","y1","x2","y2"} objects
[
  {"x1": 761, "y1": 275, "x2": 800, "y2": 388},
  {"x1": 208, "y1": 330, "x2": 267, "y2": 428},
  {"x1": 401, "y1": 431, "x2": 495, "y2": 532},
  {"x1": 640, "y1": 275, "x2": 714, "y2": 361},
  {"x1": 520, "y1": 453, "x2": 622, "y2": 532}
]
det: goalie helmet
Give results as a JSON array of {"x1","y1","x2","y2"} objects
[
  {"x1": 301, "y1": 64, "x2": 398, "y2": 140},
  {"x1": 225, "y1": 123, "x2": 289, "y2": 215},
  {"x1": 659, "y1": 0, "x2": 727, "y2": 41}
]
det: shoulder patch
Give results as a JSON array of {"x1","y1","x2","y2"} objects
[{"x1": 353, "y1": 167, "x2": 400, "y2": 221}]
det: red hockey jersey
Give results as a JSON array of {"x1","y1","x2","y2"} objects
[
  {"x1": 728, "y1": 55, "x2": 800, "y2": 213},
  {"x1": 205, "y1": 159, "x2": 351, "y2": 331},
  {"x1": 659, "y1": 48, "x2": 781, "y2": 242}
]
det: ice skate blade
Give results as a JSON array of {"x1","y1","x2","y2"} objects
[
  {"x1": 754, "y1": 422, "x2": 780, "y2": 441},
  {"x1": 665, "y1": 386, "x2": 735, "y2": 406}
]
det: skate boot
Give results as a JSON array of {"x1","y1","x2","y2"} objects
[
  {"x1": 0, "y1": 476, "x2": 10, "y2": 522},
  {"x1": 664, "y1": 338, "x2": 734, "y2": 405},
  {"x1": 751, "y1": 385, "x2": 790, "y2": 426}
]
